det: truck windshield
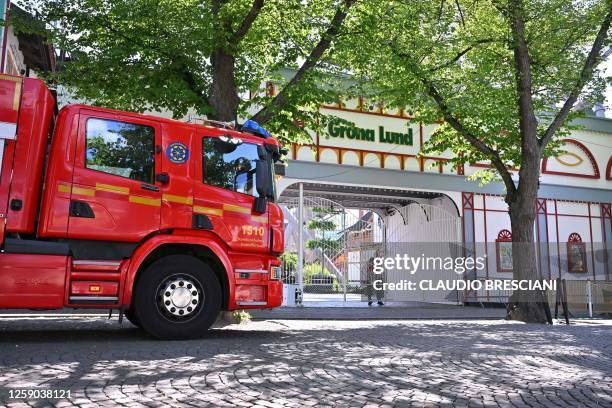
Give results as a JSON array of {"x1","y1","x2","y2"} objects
[{"x1": 202, "y1": 137, "x2": 274, "y2": 200}]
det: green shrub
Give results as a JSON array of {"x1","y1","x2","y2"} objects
[
  {"x1": 231, "y1": 310, "x2": 251, "y2": 324},
  {"x1": 303, "y1": 262, "x2": 332, "y2": 279},
  {"x1": 280, "y1": 252, "x2": 298, "y2": 270},
  {"x1": 307, "y1": 219, "x2": 336, "y2": 231},
  {"x1": 306, "y1": 239, "x2": 342, "y2": 252}
]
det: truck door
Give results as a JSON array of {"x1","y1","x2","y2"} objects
[
  {"x1": 194, "y1": 134, "x2": 269, "y2": 252},
  {"x1": 159, "y1": 123, "x2": 195, "y2": 231},
  {"x1": 68, "y1": 110, "x2": 161, "y2": 242}
]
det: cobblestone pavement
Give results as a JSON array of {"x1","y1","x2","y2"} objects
[{"x1": 0, "y1": 317, "x2": 610, "y2": 407}]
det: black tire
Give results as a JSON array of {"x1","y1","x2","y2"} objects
[
  {"x1": 124, "y1": 308, "x2": 141, "y2": 328},
  {"x1": 132, "y1": 255, "x2": 221, "y2": 340}
]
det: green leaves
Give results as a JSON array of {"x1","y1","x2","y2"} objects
[
  {"x1": 20, "y1": 0, "x2": 359, "y2": 136},
  {"x1": 17, "y1": 0, "x2": 608, "y2": 158},
  {"x1": 307, "y1": 219, "x2": 336, "y2": 231},
  {"x1": 344, "y1": 0, "x2": 609, "y2": 186}
]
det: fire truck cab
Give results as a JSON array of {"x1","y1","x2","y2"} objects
[{"x1": 0, "y1": 75, "x2": 285, "y2": 339}]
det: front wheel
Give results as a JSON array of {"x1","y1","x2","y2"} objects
[
  {"x1": 124, "y1": 308, "x2": 141, "y2": 328},
  {"x1": 132, "y1": 255, "x2": 221, "y2": 339}
]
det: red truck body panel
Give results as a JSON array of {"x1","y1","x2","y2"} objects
[
  {"x1": 0, "y1": 74, "x2": 23, "y2": 246},
  {"x1": 37, "y1": 106, "x2": 79, "y2": 238},
  {"x1": 0, "y1": 254, "x2": 68, "y2": 309},
  {"x1": 4, "y1": 78, "x2": 55, "y2": 234}
]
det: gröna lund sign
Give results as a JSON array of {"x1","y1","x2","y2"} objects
[{"x1": 325, "y1": 118, "x2": 413, "y2": 146}]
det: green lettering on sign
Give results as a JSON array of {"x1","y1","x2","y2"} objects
[{"x1": 326, "y1": 117, "x2": 413, "y2": 146}]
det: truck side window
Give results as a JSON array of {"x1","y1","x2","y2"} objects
[
  {"x1": 85, "y1": 118, "x2": 155, "y2": 184},
  {"x1": 202, "y1": 137, "x2": 259, "y2": 197}
]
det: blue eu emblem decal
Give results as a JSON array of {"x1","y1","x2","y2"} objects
[{"x1": 166, "y1": 142, "x2": 189, "y2": 164}]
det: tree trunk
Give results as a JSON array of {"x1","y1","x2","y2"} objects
[
  {"x1": 208, "y1": 48, "x2": 240, "y2": 122},
  {"x1": 505, "y1": 166, "x2": 549, "y2": 323}
]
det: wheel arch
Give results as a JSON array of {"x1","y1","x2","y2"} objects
[{"x1": 122, "y1": 234, "x2": 234, "y2": 310}]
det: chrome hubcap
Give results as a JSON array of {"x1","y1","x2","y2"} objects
[{"x1": 160, "y1": 276, "x2": 200, "y2": 318}]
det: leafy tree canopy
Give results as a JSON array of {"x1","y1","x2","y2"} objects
[
  {"x1": 342, "y1": 0, "x2": 610, "y2": 183},
  {"x1": 15, "y1": 0, "x2": 365, "y2": 142}
]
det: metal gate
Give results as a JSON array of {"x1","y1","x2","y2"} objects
[
  {"x1": 280, "y1": 196, "x2": 382, "y2": 302},
  {"x1": 385, "y1": 203, "x2": 462, "y2": 303},
  {"x1": 280, "y1": 196, "x2": 460, "y2": 305}
]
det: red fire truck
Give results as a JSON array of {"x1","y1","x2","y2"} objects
[{"x1": 0, "y1": 74, "x2": 285, "y2": 339}]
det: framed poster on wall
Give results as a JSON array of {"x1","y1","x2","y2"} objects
[
  {"x1": 567, "y1": 233, "x2": 587, "y2": 273},
  {"x1": 496, "y1": 229, "x2": 513, "y2": 272}
]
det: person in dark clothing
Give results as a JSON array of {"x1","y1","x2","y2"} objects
[{"x1": 364, "y1": 251, "x2": 384, "y2": 306}]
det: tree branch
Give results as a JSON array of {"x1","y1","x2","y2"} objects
[
  {"x1": 508, "y1": 0, "x2": 539, "y2": 157},
  {"x1": 429, "y1": 38, "x2": 494, "y2": 72},
  {"x1": 426, "y1": 80, "x2": 517, "y2": 197},
  {"x1": 251, "y1": 0, "x2": 356, "y2": 124},
  {"x1": 539, "y1": 10, "x2": 611, "y2": 149},
  {"x1": 211, "y1": 0, "x2": 229, "y2": 14},
  {"x1": 181, "y1": 68, "x2": 207, "y2": 100},
  {"x1": 230, "y1": 0, "x2": 265, "y2": 45},
  {"x1": 388, "y1": 45, "x2": 517, "y2": 196},
  {"x1": 454, "y1": 0, "x2": 465, "y2": 26}
]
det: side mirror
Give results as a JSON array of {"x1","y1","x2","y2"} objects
[
  {"x1": 253, "y1": 196, "x2": 267, "y2": 214},
  {"x1": 255, "y1": 160, "x2": 269, "y2": 197},
  {"x1": 257, "y1": 145, "x2": 267, "y2": 160},
  {"x1": 274, "y1": 163, "x2": 286, "y2": 177},
  {"x1": 265, "y1": 144, "x2": 289, "y2": 162},
  {"x1": 254, "y1": 160, "x2": 270, "y2": 214}
]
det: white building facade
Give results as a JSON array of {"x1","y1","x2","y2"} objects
[{"x1": 276, "y1": 94, "x2": 612, "y2": 304}]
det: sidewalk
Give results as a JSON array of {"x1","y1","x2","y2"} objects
[{"x1": 249, "y1": 303, "x2": 507, "y2": 320}]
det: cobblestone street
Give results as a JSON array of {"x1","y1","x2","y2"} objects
[{"x1": 0, "y1": 317, "x2": 610, "y2": 407}]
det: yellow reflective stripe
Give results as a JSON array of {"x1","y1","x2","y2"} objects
[
  {"x1": 129, "y1": 195, "x2": 161, "y2": 207},
  {"x1": 12, "y1": 81, "x2": 21, "y2": 111},
  {"x1": 252, "y1": 215, "x2": 267, "y2": 223},
  {"x1": 0, "y1": 74, "x2": 21, "y2": 82},
  {"x1": 72, "y1": 186, "x2": 95, "y2": 197},
  {"x1": 223, "y1": 204, "x2": 250, "y2": 214},
  {"x1": 96, "y1": 183, "x2": 129, "y2": 195},
  {"x1": 0, "y1": 75, "x2": 21, "y2": 111},
  {"x1": 58, "y1": 183, "x2": 71, "y2": 193},
  {"x1": 163, "y1": 194, "x2": 193, "y2": 205},
  {"x1": 193, "y1": 206, "x2": 223, "y2": 216}
]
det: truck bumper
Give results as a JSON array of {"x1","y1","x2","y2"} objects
[{"x1": 231, "y1": 280, "x2": 283, "y2": 310}]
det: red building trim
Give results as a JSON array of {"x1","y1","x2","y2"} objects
[
  {"x1": 541, "y1": 139, "x2": 600, "y2": 179},
  {"x1": 602, "y1": 204, "x2": 611, "y2": 280},
  {"x1": 321, "y1": 104, "x2": 415, "y2": 120},
  {"x1": 483, "y1": 195, "x2": 490, "y2": 300},
  {"x1": 539, "y1": 199, "x2": 552, "y2": 279},
  {"x1": 603, "y1": 204, "x2": 612, "y2": 218},
  {"x1": 588, "y1": 203, "x2": 596, "y2": 280},
  {"x1": 606, "y1": 156, "x2": 612, "y2": 180},
  {"x1": 554, "y1": 200, "x2": 561, "y2": 277},
  {"x1": 536, "y1": 199, "x2": 543, "y2": 277},
  {"x1": 290, "y1": 143, "x2": 454, "y2": 172}
]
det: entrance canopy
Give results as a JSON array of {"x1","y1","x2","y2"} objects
[
  {"x1": 277, "y1": 181, "x2": 462, "y2": 306},
  {"x1": 279, "y1": 182, "x2": 446, "y2": 211}
]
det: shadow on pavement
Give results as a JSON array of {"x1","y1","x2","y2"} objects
[{"x1": 0, "y1": 317, "x2": 610, "y2": 406}]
